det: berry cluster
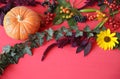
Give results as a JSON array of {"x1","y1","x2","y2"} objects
[
  {"x1": 104, "y1": 0, "x2": 119, "y2": 11},
  {"x1": 74, "y1": 15, "x2": 87, "y2": 22},
  {"x1": 85, "y1": 10, "x2": 106, "y2": 21},
  {"x1": 86, "y1": 14, "x2": 97, "y2": 21},
  {"x1": 60, "y1": 6, "x2": 74, "y2": 19},
  {"x1": 106, "y1": 17, "x2": 120, "y2": 31},
  {"x1": 44, "y1": 12, "x2": 55, "y2": 24},
  {"x1": 96, "y1": 10, "x2": 106, "y2": 20},
  {"x1": 41, "y1": 0, "x2": 58, "y2": 14}
]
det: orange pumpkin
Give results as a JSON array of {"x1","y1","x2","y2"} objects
[{"x1": 3, "y1": 6, "x2": 41, "y2": 40}]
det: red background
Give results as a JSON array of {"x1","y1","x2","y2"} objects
[{"x1": 0, "y1": 0, "x2": 120, "y2": 79}]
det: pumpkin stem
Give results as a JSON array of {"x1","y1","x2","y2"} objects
[{"x1": 17, "y1": 15, "x2": 23, "y2": 21}]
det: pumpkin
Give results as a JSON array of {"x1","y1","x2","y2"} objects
[{"x1": 3, "y1": 6, "x2": 41, "y2": 40}]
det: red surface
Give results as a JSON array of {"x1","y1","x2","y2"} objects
[{"x1": 0, "y1": 0, "x2": 120, "y2": 79}]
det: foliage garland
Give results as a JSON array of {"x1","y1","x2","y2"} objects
[{"x1": 0, "y1": 0, "x2": 120, "y2": 75}]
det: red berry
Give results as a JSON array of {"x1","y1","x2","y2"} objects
[
  {"x1": 49, "y1": 18, "x2": 53, "y2": 21},
  {"x1": 50, "y1": 13, "x2": 54, "y2": 17}
]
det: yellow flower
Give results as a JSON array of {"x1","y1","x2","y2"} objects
[{"x1": 97, "y1": 29, "x2": 119, "y2": 50}]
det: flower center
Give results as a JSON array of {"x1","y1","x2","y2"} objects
[{"x1": 104, "y1": 36, "x2": 111, "y2": 42}]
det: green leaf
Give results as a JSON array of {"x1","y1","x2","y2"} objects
[
  {"x1": 68, "y1": 18, "x2": 77, "y2": 27},
  {"x1": 10, "y1": 52, "x2": 16, "y2": 57},
  {"x1": 39, "y1": 38, "x2": 44, "y2": 46},
  {"x1": 54, "y1": 30, "x2": 63, "y2": 40},
  {"x1": 2, "y1": 45, "x2": 11, "y2": 53},
  {"x1": 53, "y1": 16, "x2": 64, "y2": 25},
  {"x1": 60, "y1": 26, "x2": 69, "y2": 33},
  {"x1": 75, "y1": 30, "x2": 83, "y2": 37},
  {"x1": 116, "y1": 32, "x2": 120, "y2": 39},
  {"x1": 13, "y1": 55, "x2": 22, "y2": 63},
  {"x1": 79, "y1": 8, "x2": 97, "y2": 12},
  {"x1": 0, "y1": 67, "x2": 4, "y2": 75},
  {"x1": 46, "y1": 35, "x2": 53, "y2": 41},
  {"x1": 45, "y1": 28, "x2": 54, "y2": 41},
  {"x1": 46, "y1": 28, "x2": 54, "y2": 36},
  {"x1": 88, "y1": 33, "x2": 94, "y2": 38},
  {"x1": 70, "y1": 26, "x2": 78, "y2": 31},
  {"x1": 101, "y1": 26, "x2": 107, "y2": 31},
  {"x1": 36, "y1": 32, "x2": 45, "y2": 39},
  {"x1": 96, "y1": 18, "x2": 108, "y2": 28},
  {"x1": 110, "y1": 10, "x2": 119, "y2": 16},
  {"x1": 23, "y1": 46, "x2": 32, "y2": 56},
  {"x1": 54, "y1": 5, "x2": 61, "y2": 14},
  {"x1": 100, "y1": 5, "x2": 107, "y2": 12},
  {"x1": 66, "y1": 31, "x2": 72, "y2": 36},
  {"x1": 57, "y1": 0, "x2": 71, "y2": 7},
  {"x1": 84, "y1": 25, "x2": 91, "y2": 32},
  {"x1": 93, "y1": 27, "x2": 100, "y2": 33}
]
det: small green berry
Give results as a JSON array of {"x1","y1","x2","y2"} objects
[
  {"x1": 70, "y1": 12, "x2": 74, "y2": 16},
  {"x1": 66, "y1": 15, "x2": 69, "y2": 19},
  {"x1": 60, "y1": 6, "x2": 64, "y2": 9},
  {"x1": 62, "y1": 15, "x2": 65, "y2": 18},
  {"x1": 68, "y1": 15, "x2": 72, "y2": 18},
  {"x1": 60, "y1": 10, "x2": 63, "y2": 13}
]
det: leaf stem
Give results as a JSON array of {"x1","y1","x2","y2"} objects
[
  {"x1": 110, "y1": 10, "x2": 120, "y2": 16},
  {"x1": 95, "y1": 17, "x2": 108, "y2": 29},
  {"x1": 79, "y1": 8, "x2": 98, "y2": 12}
]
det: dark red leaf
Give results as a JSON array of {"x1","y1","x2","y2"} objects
[
  {"x1": 57, "y1": 38, "x2": 70, "y2": 48},
  {"x1": 41, "y1": 43, "x2": 57, "y2": 61},
  {"x1": 0, "y1": 12, "x2": 5, "y2": 25},
  {"x1": 76, "y1": 46, "x2": 85, "y2": 53},
  {"x1": 76, "y1": 38, "x2": 88, "y2": 53},
  {"x1": 84, "y1": 42, "x2": 92, "y2": 56},
  {"x1": 1, "y1": 2, "x2": 14, "y2": 14},
  {"x1": 0, "y1": 0, "x2": 7, "y2": 4}
]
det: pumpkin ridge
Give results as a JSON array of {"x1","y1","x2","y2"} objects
[
  {"x1": 23, "y1": 8, "x2": 32, "y2": 17},
  {"x1": 10, "y1": 10, "x2": 19, "y2": 17},
  {"x1": 19, "y1": 7, "x2": 28, "y2": 20},
  {"x1": 20, "y1": 6, "x2": 27, "y2": 15},
  {"x1": 11, "y1": 23, "x2": 20, "y2": 39},
  {"x1": 5, "y1": 23, "x2": 16, "y2": 32},
  {"x1": 6, "y1": 12, "x2": 16, "y2": 17},
  {"x1": 23, "y1": 20, "x2": 35, "y2": 26},
  {"x1": 21, "y1": 22, "x2": 32, "y2": 34},
  {"x1": 20, "y1": 23, "x2": 28, "y2": 40}
]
